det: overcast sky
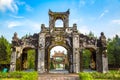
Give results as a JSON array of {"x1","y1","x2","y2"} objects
[{"x1": 0, "y1": 0, "x2": 120, "y2": 42}]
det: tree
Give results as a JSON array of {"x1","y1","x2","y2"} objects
[
  {"x1": 82, "y1": 49, "x2": 91, "y2": 69},
  {"x1": 27, "y1": 50, "x2": 35, "y2": 69},
  {"x1": 0, "y1": 36, "x2": 11, "y2": 64},
  {"x1": 88, "y1": 31, "x2": 95, "y2": 38},
  {"x1": 107, "y1": 35, "x2": 120, "y2": 66}
]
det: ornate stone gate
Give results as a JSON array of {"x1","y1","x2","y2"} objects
[{"x1": 10, "y1": 10, "x2": 108, "y2": 73}]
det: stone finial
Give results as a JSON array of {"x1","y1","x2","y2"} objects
[
  {"x1": 66, "y1": 9, "x2": 70, "y2": 14},
  {"x1": 12, "y1": 32, "x2": 18, "y2": 41},
  {"x1": 41, "y1": 24, "x2": 46, "y2": 32},
  {"x1": 73, "y1": 23, "x2": 77, "y2": 32},
  {"x1": 100, "y1": 32, "x2": 107, "y2": 48},
  {"x1": 49, "y1": 9, "x2": 53, "y2": 15}
]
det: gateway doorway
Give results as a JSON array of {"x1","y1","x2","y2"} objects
[{"x1": 49, "y1": 46, "x2": 69, "y2": 73}]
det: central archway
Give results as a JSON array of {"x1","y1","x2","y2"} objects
[
  {"x1": 50, "y1": 46, "x2": 68, "y2": 70},
  {"x1": 46, "y1": 44, "x2": 72, "y2": 73}
]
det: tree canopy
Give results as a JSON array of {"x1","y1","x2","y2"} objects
[
  {"x1": 0, "y1": 36, "x2": 11, "y2": 64},
  {"x1": 107, "y1": 35, "x2": 120, "y2": 66}
]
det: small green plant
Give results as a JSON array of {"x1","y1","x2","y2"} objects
[{"x1": 79, "y1": 72, "x2": 93, "y2": 80}]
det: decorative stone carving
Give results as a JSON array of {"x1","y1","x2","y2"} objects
[
  {"x1": 99, "y1": 32, "x2": 107, "y2": 49},
  {"x1": 10, "y1": 10, "x2": 108, "y2": 74}
]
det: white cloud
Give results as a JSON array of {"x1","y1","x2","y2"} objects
[
  {"x1": 7, "y1": 21, "x2": 21, "y2": 28},
  {"x1": 0, "y1": 0, "x2": 18, "y2": 12},
  {"x1": 6, "y1": 19, "x2": 40, "y2": 31},
  {"x1": 0, "y1": 0, "x2": 33, "y2": 13},
  {"x1": 111, "y1": 19, "x2": 120, "y2": 24},
  {"x1": 9, "y1": 14, "x2": 24, "y2": 18},
  {"x1": 16, "y1": 0, "x2": 33, "y2": 12},
  {"x1": 78, "y1": 25, "x2": 90, "y2": 34},
  {"x1": 24, "y1": 19, "x2": 40, "y2": 30},
  {"x1": 98, "y1": 9, "x2": 109, "y2": 19},
  {"x1": 69, "y1": 18, "x2": 83, "y2": 26}
]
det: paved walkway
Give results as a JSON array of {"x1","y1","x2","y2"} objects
[
  {"x1": 49, "y1": 69, "x2": 69, "y2": 74},
  {"x1": 38, "y1": 73, "x2": 79, "y2": 80}
]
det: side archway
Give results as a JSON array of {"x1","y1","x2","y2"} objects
[
  {"x1": 81, "y1": 48, "x2": 96, "y2": 71},
  {"x1": 16, "y1": 47, "x2": 37, "y2": 71}
]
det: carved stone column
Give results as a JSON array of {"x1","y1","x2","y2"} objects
[
  {"x1": 37, "y1": 33, "x2": 46, "y2": 73},
  {"x1": 96, "y1": 48, "x2": 108, "y2": 73},
  {"x1": 96, "y1": 32, "x2": 108, "y2": 73},
  {"x1": 68, "y1": 49, "x2": 73, "y2": 73},
  {"x1": 10, "y1": 48, "x2": 16, "y2": 72},
  {"x1": 102, "y1": 50, "x2": 108, "y2": 73},
  {"x1": 73, "y1": 33, "x2": 80, "y2": 73}
]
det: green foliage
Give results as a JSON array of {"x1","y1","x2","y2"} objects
[
  {"x1": 79, "y1": 72, "x2": 93, "y2": 80},
  {"x1": 55, "y1": 57, "x2": 63, "y2": 63},
  {"x1": 107, "y1": 35, "x2": 120, "y2": 65},
  {"x1": 65, "y1": 64, "x2": 68, "y2": 69},
  {"x1": 27, "y1": 50, "x2": 35, "y2": 69},
  {"x1": 21, "y1": 71, "x2": 38, "y2": 80},
  {"x1": 82, "y1": 49, "x2": 91, "y2": 69},
  {"x1": 50, "y1": 61, "x2": 54, "y2": 69},
  {"x1": 88, "y1": 31, "x2": 95, "y2": 38},
  {"x1": 79, "y1": 70, "x2": 120, "y2": 80},
  {"x1": 0, "y1": 71, "x2": 38, "y2": 80},
  {"x1": 0, "y1": 36, "x2": 11, "y2": 64}
]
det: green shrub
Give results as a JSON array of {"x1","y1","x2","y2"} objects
[
  {"x1": 79, "y1": 72, "x2": 93, "y2": 80},
  {"x1": 79, "y1": 70, "x2": 120, "y2": 80},
  {"x1": 0, "y1": 71, "x2": 38, "y2": 80},
  {"x1": 21, "y1": 71, "x2": 38, "y2": 80}
]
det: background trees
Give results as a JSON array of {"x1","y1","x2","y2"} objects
[
  {"x1": 107, "y1": 35, "x2": 120, "y2": 67},
  {"x1": 27, "y1": 50, "x2": 35, "y2": 69},
  {"x1": 0, "y1": 36, "x2": 11, "y2": 64}
]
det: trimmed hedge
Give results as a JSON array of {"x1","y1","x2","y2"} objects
[
  {"x1": 79, "y1": 70, "x2": 120, "y2": 80},
  {"x1": 0, "y1": 71, "x2": 38, "y2": 80}
]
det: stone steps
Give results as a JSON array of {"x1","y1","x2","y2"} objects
[{"x1": 38, "y1": 74, "x2": 79, "y2": 80}]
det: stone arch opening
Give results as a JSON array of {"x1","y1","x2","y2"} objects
[
  {"x1": 16, "y1": 47, "x2": 36, "y2": 71},
  {"x1": 47, "y1": 45, "x2": 71, "y2": 73},
  {"x1": 49, "y1": 9, "x2": 69, "y2": 30},
  {"x1": 81, "y1": 48, "x2": 96, "y2": 71},
  {"x1": 55, "y1": 19, "x2": 63, "y2": 27}
]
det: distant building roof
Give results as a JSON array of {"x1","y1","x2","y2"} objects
[{"x1": 52, "y1": 51, "x2": 65, "y2": 57}]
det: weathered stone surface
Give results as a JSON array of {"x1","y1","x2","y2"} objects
[{"x1": 10, "y1": 10, "x2": 108, "y2": 73}]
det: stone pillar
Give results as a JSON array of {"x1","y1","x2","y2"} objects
[
  {"x1": 102, "y1": 51, "x2": 108, "y2": 73},
  {"x1": 96, "y1": 32, "x2": 108, "y2": 73},
  {"x1": 10, "y1": 48, "x2": 16, "y2": 72},
  {"x1": 79, "y1": 49, "x2": 83, "y2": 72},
  {"x1": 96, "y1": 48, "x2": 108, "y2": 73},
  {"x1": 37, "y1": 33, "x2": 46, "y2": 73},
  {"x1": 69, "y1": 53, "x2": 73, "y2": 73},
  {"x1": 75, "y1": 49, "x2": 80, "y2": 73},
  {"x1": 73, "y1": 33, "x2": 80, "y2": 73}
]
